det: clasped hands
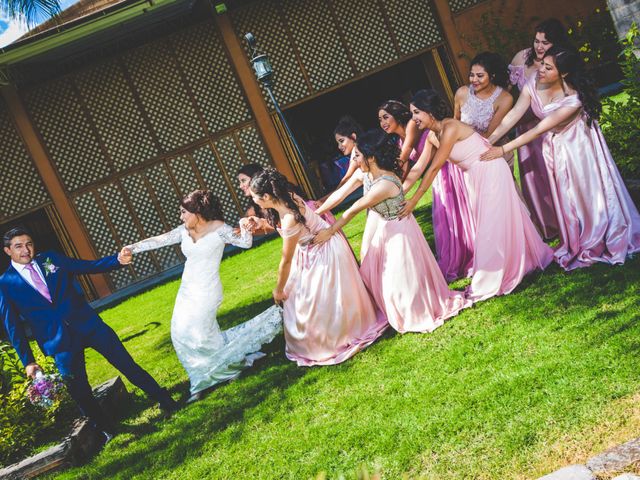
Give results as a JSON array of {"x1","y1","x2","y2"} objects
[
  {"x1": 118, "y1": 247, "x2": 133, "y2": 265},
  {"x1": 239, "y1": 216, "x2": 269, "y2": 234}
]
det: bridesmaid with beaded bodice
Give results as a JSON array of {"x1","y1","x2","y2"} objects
[{"x1": 315, "y1": 129, "x2": 470, "y2": 333}]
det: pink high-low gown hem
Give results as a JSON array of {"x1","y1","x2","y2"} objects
[
  {"x1": 449, "y1": 133, "x2": 554, "y2": 302},
  {"x1": 279, "y1": 208, "x2": 387, "y2": 366},
  {"x1": 509, "y1": 63, "x2": 559, "y2": 239},
  {"x1": 526, "y1": 79, "x2": 640, "y2": 269}
]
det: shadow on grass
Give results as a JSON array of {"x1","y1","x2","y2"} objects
[{"x1": 121, "y1": 322, "x2": 161, "y2": 343}]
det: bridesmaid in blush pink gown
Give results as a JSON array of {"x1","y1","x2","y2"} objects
[
  {"x1": 508, "y1": 19, "x2": 572, "y2": 239},
  {"x1": 249, "y1": 168, "x2": 387, "y2": 366},
  {"x1": 314, "y1": 129, "x2": 470, "y2": 333},
  {"x1": 485, "y1": 47, "x2": 640, "y2": 270},
  {"x1": 401, "y1": 90, "x2": 553, "y2": 302}
]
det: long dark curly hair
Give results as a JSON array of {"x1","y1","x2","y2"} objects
[
  {"x1": 544, "y1": 46, "x2": 601, "y2": 126},
  {"x1": 470, "y1": 51, "x2": 510, "y2": 90},
  {"x1": 181, "y1": 190, "x2": 224, "y2": 221},
  {"x1": 411, "y1": 89, "x2": 452, "y2": 121},
  {"x1": 377, "y1": 100, "x2": 412, "y2": 126},
  {"x1": 525, "y1": 18, "x2": 572, "y2": 67},
  {"x1": 356, "y1": 129, "x2": 403, "y2": 178},
  {"x1": 249, "y1": 167, "x2": 306, "y2": 228}
]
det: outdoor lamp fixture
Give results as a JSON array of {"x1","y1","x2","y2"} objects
[{"x1": 245, "y1": 32, "x2": 307, "y2": 169}]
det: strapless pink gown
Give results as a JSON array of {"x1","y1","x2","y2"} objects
[
  {"x1": 526, "y1": 79, "x2": 640, "y2": 269},
  {"x1": 359, "y1": 174, "x2": 471, "y2": 333},
  {"x1": 509, "y1": 63, "x2": 559, "y2": 239},
  {"x1": 278, "y1": 207, "x2": 388, "y2": 366},
  {"x1": 449, "y1": 133, "x2": 554, "y2": 302}
]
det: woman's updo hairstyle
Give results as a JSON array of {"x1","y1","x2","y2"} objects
[
  {"x1": 356, "y1": 129, "x2": 403, "y2": 178},
  {"x1": 333, "y1": 115, "x2": 363, "y2": 139},
  {"x1": 411, "y1": 89, "x2": 452, "y2": 120},
  {"x1": 525, "y1": 18, "x2": 571, "y2": 67},
  {"x1": 250, "y1": 167, "x2": 306, "y2": 228},
  {"x1": 544, "y1": 46, "x2": 601, "y2": 126},
  {"x1": 377, "y1": 100, "x2": 412, "y2": 126},
  {"x1": 470, "y1": 51, "x2": 510, "y2": 89},
  {"x1": 181, "y1": 190, "x2": 224, "y2": 221}
]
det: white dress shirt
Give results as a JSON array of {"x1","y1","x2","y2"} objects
[{"x1": 12, "y1": 260, "x2": 47, "y2": 290}]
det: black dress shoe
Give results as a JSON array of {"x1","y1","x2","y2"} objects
[{"x1": 159, "y1": 398, "x2": 179, "y2": 418}]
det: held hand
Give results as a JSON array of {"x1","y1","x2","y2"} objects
[
  {"x1": 240, "y1": 216, "x2": 260, "y2": 234},
  {"x1": 480, "y1": 146, "x2": 504, "y2": 161},
  {"x1": 26, "y1": 363, "x2": 41, "y2": 379},
  {"x1": 312, "y1": 228, "x2": 334, "y2": 245},
  {"x1": 273, "y1": 288, "x2": 288, "y2": 306},
  {"x1": 398, "y1": 197, "x2": 418, "y2": 219},
  {"x1": 118, "y1": 247, "x2": 133, "y2": 265}
]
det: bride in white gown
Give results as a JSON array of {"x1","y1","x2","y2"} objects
[{"x1": 125, "y1": 190, "x2": 282, "y2": 402}]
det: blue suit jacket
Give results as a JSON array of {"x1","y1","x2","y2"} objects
[{"x1": 0, "y1": 251, "x2": 122, "y2": 367}]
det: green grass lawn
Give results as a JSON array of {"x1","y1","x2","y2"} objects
[{"x1": 46, "y1": 190, "x2": 640, "y2": 480}]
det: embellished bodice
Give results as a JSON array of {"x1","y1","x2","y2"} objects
[
  {"x1": 363, "y1": 174, "x2": 404, "y2": 220},
  {"x1": 460, "y1": 85, "x2": 503, "y2": 134}
]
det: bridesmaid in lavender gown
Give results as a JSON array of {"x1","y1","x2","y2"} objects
[
  {"x1": 249, "y1": 168, "x2": 387, "y2": 366},
  {"x1": 314, "y1": 130, "x2": 470, "y2": 333},
  {"x1": 509, "y1": 19, "x2": 572, "y2": 239},
  {"x1": 401, "y1": 90, "x2": 553, "y2": 302},
  {"x1": 484, "y1": 47, "x2": 640, "y2": 270}
]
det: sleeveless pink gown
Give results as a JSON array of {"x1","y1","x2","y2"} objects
[
  {"x1": 278, "y1": 207, "x2": 388, "y2": 366},
  {"x1": 526, "y1": 79, "x2": 640, "y2": 269},
  {"x1": 509, "y1": 62, "x2": 559, "y2": 239},
  {"x1": 449, "y1": 132, "x2": 554, "y2": 302},
  {"x1": 359, "y1": 174, "x2": 471, "y2": 333}
]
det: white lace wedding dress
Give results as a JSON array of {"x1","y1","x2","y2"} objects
[{"x1": 129, "y1": 224, "x2": 282, "y2": 394}]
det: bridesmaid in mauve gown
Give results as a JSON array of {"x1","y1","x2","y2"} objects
[
  {"x1": 315, "y1": 129, "x2": 470, "y2": 333},
  {"x1": 249, "y1": 168, "x2": 387, "y2": 366},
  {"x1": 401, "y1": 90, "x2": 553, "y2": 303},
  {"x1": 485, "y1": 47, "x2": 640, "y2": 270},
  {"x1": 508, "y1": 18, "x2": 572, "y2": 239}
]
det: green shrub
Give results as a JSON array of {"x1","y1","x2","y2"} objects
[
  {"x1": 600, "y1": 23, "x2": 640, "y2": 179},
  {"x1": 0, "y1": 342, "x2": 75, "y2": 467}
]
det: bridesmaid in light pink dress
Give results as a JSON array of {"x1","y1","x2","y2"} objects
[
  {"x1": 485, "y1": 47, "x2": 640, "y2": 270},
  {"x1": 314, "y1": 129, "x2": 470, "y2": 333},
  {"x1": 249, "y1": 168, "x2": 387, "y2": 366},
  {"x1": 508, "y1": 19, "x2": 571, "y2": 239},
  {"x1": 401, "y1": 90, "x2": 553, "y2": 302}
]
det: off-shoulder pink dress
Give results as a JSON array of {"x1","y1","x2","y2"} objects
[
  {"x1": 526, "y1": 79, "x2": 640, "y2": 269},
  {"x1": 449, "y1": 132, "x2": 554, "y2": 302},
  {"x1": 359, "y1": 174, "x2": 471, "y2": 333},
  {"x1": 278, "y1": 207, "x2": 388, "y2": 366},
  {"x1": 509, "y1": 61, "x2": 559, "y2": 239}
]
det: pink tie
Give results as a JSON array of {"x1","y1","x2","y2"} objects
[{"x1": 24, "y1": 263, "x2": 52, "y2": 303}]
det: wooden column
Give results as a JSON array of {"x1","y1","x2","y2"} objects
[
  {"x1": 214, "y1": 12, "x2": 299, "y2": 185},
  {"x1": 1, "y1": 85, "x2": 112, "y2": 298},
  {"x1": 431, "y1": 0, "x2": 469, "y2": 83}
]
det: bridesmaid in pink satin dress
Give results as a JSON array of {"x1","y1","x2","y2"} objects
[
  {"x1": 249, "y1": 168, "x2": 387, "y2": 366},
  {"x1": 484, "y1": 47, "x2": 640, "y2": 270},
  {"x1": 509, "y1": 19, "x2": 572, "y2": 239},
  {"x1": 314, "y1": 129, "x2": 470, "y2": 333},
  {"x1": 401, "y1": 90, "x2": 553, "y2": 302}
]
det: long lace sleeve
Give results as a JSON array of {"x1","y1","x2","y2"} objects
[
  {"x1": 218, "y1": 224, "x2": 252, "y2": 249},
  {"x1": 128, "y1": 226, "x2": 184, "y2": 254}
]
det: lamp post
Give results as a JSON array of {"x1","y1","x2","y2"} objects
[{"x1": 244, "y1": 33, "x2": 309, "y2": 172}]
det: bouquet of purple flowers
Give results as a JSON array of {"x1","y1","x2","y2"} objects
[{"x1": 27, "y1": 371, "x2": 66, "y2": 409}]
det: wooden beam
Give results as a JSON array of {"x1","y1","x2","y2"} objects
[
  {"x1": 214, "y1": 12, "x2": 299, "y2": 185},
  {"x1": 431, "y1": 0, "x2": 468, "y2": 83},
  {"x1": 1, "y1": 85, "x2": 112, "y2": 298}
]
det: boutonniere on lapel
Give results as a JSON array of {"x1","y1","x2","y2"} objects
[{"x1": 42, "y1": 258, "x2": 59, "y2": 277}]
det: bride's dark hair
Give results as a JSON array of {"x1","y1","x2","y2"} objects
[
  {"x1": 250, "y1": 167, "x2": 306, "y2": 228},
  {"x1": 181, "y1": 190, "x2": 224, "y2": 221},
  {"x1": 544, "y1": 46, "x2": 601, "y2": 126}
]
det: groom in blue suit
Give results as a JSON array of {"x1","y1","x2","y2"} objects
[{"x1": 0, "y1": 226, "x2": 177, "y2": 436}]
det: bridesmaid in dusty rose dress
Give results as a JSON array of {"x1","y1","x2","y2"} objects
[
  {"x1": 509, "y1": 19, "x2": 572, "y2": 239},
  {"x1": 249, "y1": 168, "x2": 387, "y2": 366},
  {"x1": 314, "y1": 129, "x2": 470, "y2": 333},
  {"x1": 484, "y1": 47, "x2": 640, "y2": 270},
  {"x1": 401, "y1": 90, "x2": 553, "y2": 302}
]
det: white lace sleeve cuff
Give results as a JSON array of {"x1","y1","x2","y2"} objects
[{"x1": 128, "y1": 225, "x2": 184, "y2": 254}]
